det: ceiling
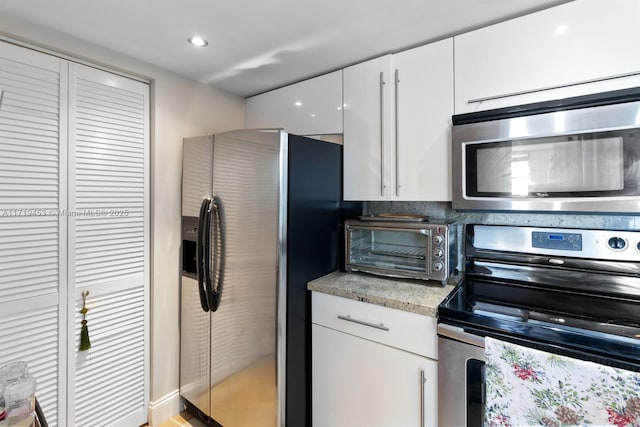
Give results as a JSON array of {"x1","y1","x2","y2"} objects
[{"x1": 0, "y1": 0, "x2": 570, "y2": 98}]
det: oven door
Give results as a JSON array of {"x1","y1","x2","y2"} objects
[
  {"x1": 438, "y1": 324, "x2": 486, "y2": 427},
  {"x1": 452, "y1": 96, "x2": 640, "y2": 213}
]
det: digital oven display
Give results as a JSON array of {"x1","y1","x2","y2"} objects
[{"x1": 532, "y1": 231, "x2": 582, "y2": 251}]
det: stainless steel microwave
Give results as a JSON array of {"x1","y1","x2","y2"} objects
[
  {"x1": 344, "y1": 218, "x2": 458, "y2": 285},
  {"x1": 452, "y1": 87, "x2": 640, "y2": 213}
]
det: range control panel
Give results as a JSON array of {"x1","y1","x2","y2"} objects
[
  {"x1": 473, "y1": 225, "x2": 640, "y2": 262},
  {"x1": 532, "y1": 231, "x2": 582, "y2": 251}
]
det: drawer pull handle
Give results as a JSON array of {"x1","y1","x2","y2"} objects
[{"x1": 337, "y1": 314, "x2": 389, "y2": 331}]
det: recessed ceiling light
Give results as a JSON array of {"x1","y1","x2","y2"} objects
[
  {"x1": 294, "y1": 101, "x2": 303, "y2": 107},
  {"x1": 188, "y1": 36, "x2": 208, "y2": 47}
]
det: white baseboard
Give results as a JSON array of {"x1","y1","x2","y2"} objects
[{"x1": 148, "y1": 389, "x2": 182, "y2": 427}]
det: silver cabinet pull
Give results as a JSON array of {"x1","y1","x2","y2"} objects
[
  {"x1": 379, "y1": 71, "x2": 386, "y2": 196},
  {"x1": 420, "y1": 369, "x2": 426, "y2": 427},
  {"x1": 337, "y1": 314, "x2": 389, "y2": 331},
  {"x1": 467, "y1": 70, "x2": 640, "y2": 104},
  {"x1": 394, "y1": 69, "x2": 400, "y2": 197}
]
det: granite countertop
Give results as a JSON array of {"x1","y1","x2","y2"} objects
[{"x1": 307, "y1": 271, "x2": 458, "y2": 317}]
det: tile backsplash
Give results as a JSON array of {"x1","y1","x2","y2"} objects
[
  {"x1": 366, "y1": 201, "x2": 640, "y2": 273},
  {"x1": 365, "y1": 201, "x2": 640, "y2": 231}
]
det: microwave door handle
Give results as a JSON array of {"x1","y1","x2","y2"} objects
[
  {"x1": 208, "y1": 196, "x2": 225, "y2": 312},
  {"x1": 196, "y1": 199, "x2": 211, "y2": 312}
]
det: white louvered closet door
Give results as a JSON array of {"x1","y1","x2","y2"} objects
[
  {"x1": 68, "y1": 63, "x2": 149, "y2": 427},
  {"x1": 0, "y1": 42, "x2": 67, "y2": 427}
]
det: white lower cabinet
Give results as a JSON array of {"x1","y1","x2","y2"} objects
[{"x1": 312, "y1": 292, "x2": 437, "y2": 427}]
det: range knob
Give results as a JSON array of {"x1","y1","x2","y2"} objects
[
  {"x1": 433, "y1": 261, "x2": 444, "y2": 272},
  {"x1": 433, "y1": 248, "x2": 444, "y2": 258},
  {"x1": 608, "y1": 236, "x2": 627, "y2": 251},
  {"x1": 433, "y1": 235, "x2": 444, "y2": 245}
]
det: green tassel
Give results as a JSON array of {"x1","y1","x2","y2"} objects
[
  {"x1": 79, "y1": 291, "x2": 91, "y2": 351},
  {"x1": 79, "y1": 319, "x2": 91, "y2": 351}
]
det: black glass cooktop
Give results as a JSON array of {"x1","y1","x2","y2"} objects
[{"x1": 438, "y1": 277, "x2": 640, "y2": 370}]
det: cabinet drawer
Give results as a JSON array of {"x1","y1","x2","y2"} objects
[{"x1": 311, "y1": 292, "x2": 437, "y2": 359}]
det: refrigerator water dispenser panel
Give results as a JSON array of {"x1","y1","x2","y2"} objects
[{"x1": 182, "y1": 216, "x2": 199, "y2": 277}]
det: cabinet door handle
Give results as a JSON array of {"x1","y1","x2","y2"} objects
[
  {"x1": 467, "y1": 70, "x2": 640, "y2": 104},
  {"x1": 420, "y1": 368, "x2": 426, "y2": 427},
  {"x1": 379, "y1": 71, "x2": 386, "y2": 196},
  {"x1": 394, "y1": 69, "x2": 400, "y2": 197},
  {"x1": 337, "y1": 314, "x2": 389, "y2": 331}
]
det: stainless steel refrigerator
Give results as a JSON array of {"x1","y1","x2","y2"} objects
[{"x1": 179, "y1": 129, "x2": 358, "y2": 427}]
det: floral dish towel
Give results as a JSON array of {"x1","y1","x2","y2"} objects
[{"x1": 485, "y1": 337, "x2": 640, "y2": 427}]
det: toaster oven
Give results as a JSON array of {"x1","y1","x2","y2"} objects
[{"x1": 344, "y1": 218, "x2": 459, "y2": 285}]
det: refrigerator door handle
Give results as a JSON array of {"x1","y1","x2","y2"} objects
[
  {"x1": 207, "y1": 196, "x2": 225, "y2": 312},
  {"x1": 196, "y1": 199, "x2": 211, "y2": 312},
  {"x1": 202, "y1": 198, "x2": 216, "y2": 312}
]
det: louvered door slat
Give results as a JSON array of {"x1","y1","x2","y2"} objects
[
  {"x1": 69, "y1": 63, "x2": 148, "y2": 427},
  {"x1": 0, "y1": 54, "x2": 59, "y2": 79},
  {"x1": 0, "y1": 110, "x2": 59, "y2": 128},
  {"x1": 76, "y1": 244, "x2": 143, "y2": 260},
  {"x1": 0, "y1": 304, "x2": 59, "y2": 427},
  {"x1": 76, "y1": 140, "x2": 144, "y2": 155},
  {"x1": 73, "y1": 287, "x2": 145, "y2": 427},
  {"x1": 0, "y1": 135, "x2": 58, "y2": 149},
  {"x1": 76, "y1": 92, "x2": 144, "y2": 114},
  {"x1": 1, "y1": 97, "x2": 59, "y2": 116},
  {"x1": 75, "y1": 134, "x2": 144, "y2": 151},
  {"x1": 0, "y1": 156, "x2": 58, "y2": 169},
  {"x1": 76, "y1": 116, "x2": 145, "y2": 134},
  {"x1": 76, "y1": 108, "x2": 144, "y2": 127},
  {"x1": 0, "y1": 44, "x2": 64, "y2": 427}
]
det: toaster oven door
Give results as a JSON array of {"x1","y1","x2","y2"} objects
[{"x1": 345, "y1": 225, "x2": 433, "y2": 279}]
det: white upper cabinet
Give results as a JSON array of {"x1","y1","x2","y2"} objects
[
  {"x1": 246, "y1": 70, "x2": 343, "y2": 135},
  {"x1": 455, "y1": 0, "x2": 640, "y2": 114},
  {"x1": 394, "y1": 40, "x2": 453, "y2": 201},
  {"x1": 343, "y1": 55, "x2": 393, "y2": 201},
  {"x1": 343, "y1": 39, "x2": 453, "y2": 201}
]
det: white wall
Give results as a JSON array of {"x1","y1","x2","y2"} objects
[{"x1": 0, "y1": 13, "x2": 246, "y2": 426}]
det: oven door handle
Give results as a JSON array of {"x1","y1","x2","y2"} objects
[
  {"x1": 437, "y1": 323, "x2": 486, "y2": 348},
  {"x1": 346, "y1": 224, "x2": 432, "y2": 235}
]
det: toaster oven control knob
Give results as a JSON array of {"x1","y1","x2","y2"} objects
[
  {"x1": 433, "y1": 235, "x2": 444, "y2": 245},
  {"x1": 608, "y1": 236, "x2": 627, "y2": 251},
  {"x1": 433, "y1": 261, "x2": 444, "y2": 272},
  {"x1": 434, "y1": 248, "x2": 444, "y2": 258}
]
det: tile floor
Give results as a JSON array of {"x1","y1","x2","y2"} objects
[
  {"x1": 156, "y1": 411, "x2": 207, "y2": 427},
  {"x1": 154, "y1": 355, "x2": 276, "y2": 427}
]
